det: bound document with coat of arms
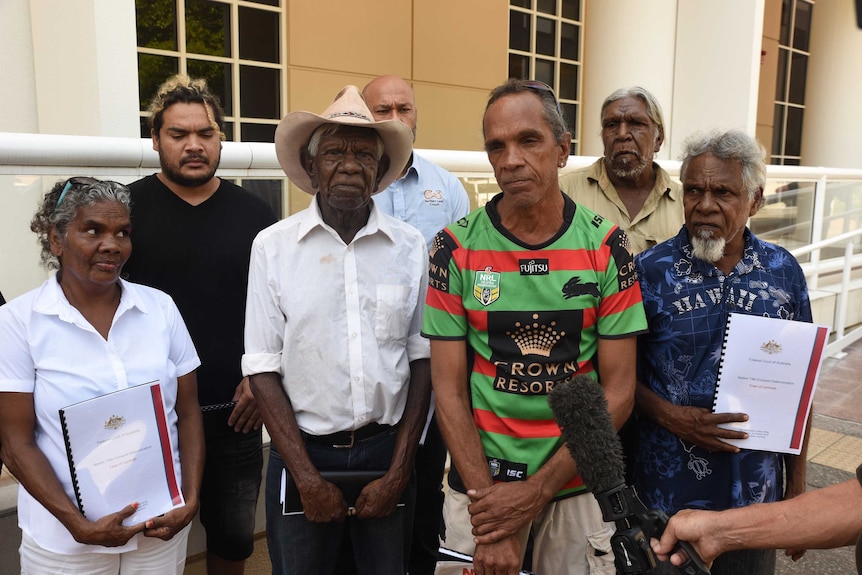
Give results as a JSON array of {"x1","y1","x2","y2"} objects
[
  {"x1": 59, "y1": 381, "x2": 185, "y2": 525},
  {"x1": 712, "y1": 313, "x2": 829, "y2": 455}
]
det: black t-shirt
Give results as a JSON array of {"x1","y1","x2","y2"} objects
[{"x1": 123, "y1": 175, "x2": 278, "y2": 405}]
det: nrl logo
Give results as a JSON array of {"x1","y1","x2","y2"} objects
[
  {"x1": 104, "y1": 415, "x2": 126, "y2": 431},
  {"x1": 488, "y1": 459, "x2": 501, "y2": 477},
  {"x1": 473, "y1": 266, "x2": 501, "y2": 306},
  {"x1": 760, "y1": 339, "x2": 782, "y2": 355}
]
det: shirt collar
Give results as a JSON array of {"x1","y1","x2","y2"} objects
[
  {"x1": 296, "y1": 194, "x2": 397, "y2": 244},
  {"x1": 594, "y1": 158, "x2": 680, "y2": 201},
  {"x1": 33, "y1": 275, "x2": 149, "y2": 322}
]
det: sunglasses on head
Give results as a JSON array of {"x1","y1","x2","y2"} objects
[
  {"x1": 521, "y1": 80, "x2": 563, "y2": 116},
  {"x1": 56, "y1": 177, "x2": 101, "y2": 208}
]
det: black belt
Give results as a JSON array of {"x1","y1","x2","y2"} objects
[{"x1": 302, "y1": 422, "x2": 394, "y2": 449}]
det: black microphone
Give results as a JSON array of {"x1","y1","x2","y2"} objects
[{"x1": 549, "y1": 375, "x2": 710, "y2": 575}]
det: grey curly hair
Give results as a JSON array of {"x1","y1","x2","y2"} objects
[{"x1": 30, "y1": 177, "x2": 132, "y2": 270}]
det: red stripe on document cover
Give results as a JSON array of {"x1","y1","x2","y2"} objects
[{"x1": 150, "y1": 384, "x2": 183, "y2": 505}]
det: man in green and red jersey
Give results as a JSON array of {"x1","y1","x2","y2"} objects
[{"x1": 422, "y1": 79, "x2": 648, "y2": 575}]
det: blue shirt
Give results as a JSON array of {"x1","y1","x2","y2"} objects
[
  {"x1": 633, "y1": 226, "x2": 812, "y2": 514},
  {"x1": 373, "y1": 153, "x2": 470, "y2": 248}
]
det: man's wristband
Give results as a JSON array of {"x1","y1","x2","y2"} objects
[{"x1": 857, "y1": 463, "x2": 862, "y2": 487}]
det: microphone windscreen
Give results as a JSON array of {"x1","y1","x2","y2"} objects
[{"x1": 548, "y1": 374, "x2": 626, "y2": 494}]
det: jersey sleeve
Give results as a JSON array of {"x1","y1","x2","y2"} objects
[
  {"x1": 422, "y1": 229, "x2": 468, "y2": 339},
  {"x1": 596, "y1": 226, "x2": 647, "y2": 339}
]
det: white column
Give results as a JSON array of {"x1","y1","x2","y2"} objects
[
  {"x1": 581, "y1": 0, "x2": 678, "y2": 159},
  {"x1": 670, "y1": 0, "x2": 764, "y2": 158},
  {"x1": 801, "y1": 1, "x2": 862, "y2": 169},
  {"x1": 28, "y1": 0, "x2": 139, "y2": 137},
  {"x1": 0, "y1": 0, "x2": 38, "y2": 133}
]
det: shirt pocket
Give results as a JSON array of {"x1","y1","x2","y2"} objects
[{"x1": 375, "y1": 284, "x2": 412, "y2": 343}]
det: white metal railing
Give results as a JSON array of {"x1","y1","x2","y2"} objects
[{"x1": 2, "y1": 132, "x2": 862, "y2": 355}]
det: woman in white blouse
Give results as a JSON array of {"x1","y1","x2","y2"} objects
[{"x1": 0, "y1": 177, "x2": 204, "y2": 575}]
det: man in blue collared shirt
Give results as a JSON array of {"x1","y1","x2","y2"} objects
[
  {"x1": 633, "y1": 129, "x2": 811, "y2": 575},
  {"x1": 363, "y1": 75, "x2": 470, "y2": 575}
]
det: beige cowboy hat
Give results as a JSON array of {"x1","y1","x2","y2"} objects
[{"x1": 274, "y1": 85, "x2": 413, "y2": 195}]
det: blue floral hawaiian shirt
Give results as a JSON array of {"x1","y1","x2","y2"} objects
[{"x1": 633, "y1": 226, "x2": 811, "y2": 514}]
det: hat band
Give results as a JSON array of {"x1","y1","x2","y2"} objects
[{"x1": 326, "y1": 111, "x2": 372, "y2": 122}]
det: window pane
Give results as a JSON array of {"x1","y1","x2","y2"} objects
[
  {"x1": 136, "y1": 0, "x2": 177, "y2": 50},
  {"x1": 775, "y1": 48, "x2": 788, "y2": 101},
  {"x1": 510, "y1": 0, "x2": 531, "y2": 7},
  {"x1": 140, "y1": 117, "x2": 150, "y2": 138},
  {"x1": 241, "y1": 123, "x2": 277, "y2": 143},
  {"x1": 186, "y1": 0, "x2": 231, "y2": 57},
  {"x1": 246, "y1": 0, "x2": 279, "y2": 6},
  {"x1": 561, "y1": 102, "x2": 577, "y2": 135},
  {"x1": 240, "y1": 66, "x2": 280, "y2": 119},
  {"x1": 535, "y1": 58, "x2": 554, "y2": 86},
  {"x1": 187, "y1": 59, "x2": 234, "y2": 116},
  {"x1": 788, "y1": 52, "x2": 808, "y2": 105},
  {"x1": 793, "y1": 1, "x2": 812, "y2": 51},
  {"x1": 138, "y1": 53, "x2": 178, "y2": 111},
  {"x1": 558, "y1": 62, "x2": 578, "y2": 100},
  {"x1": 222, "y1": 122, "x2": 235, "y2": 141},
  {"x1": 537, "y1": 0, "x2": 556, "y2": 15},
  {"x1": 560, "y1": 22, "x2": 579, "y2": 60},
  {"x1": 779, "y1": 0, "x2": 792, "y2": 45},
  {"x1": 239, "y1": 6, "x2": 280, "y2": 63},
  {"x1": 535, "y1": 17, "x2": 556, "y2": 56},
  {"x1": 242, "y1": 179, "x2": 283, "y2": 217},
  {"x1": 785, "y1": 106, "x2": 804, "y2": 156},
  {"x1": 508, "y1": 54, "x2": 530, "y2": 80},
  {"x1": 509, "y1": 11, "x2": 531, "y2": 52},
  {"x1": 561, "y1": 0, "x2": 580, "y2": 20},
  {"x1": 772, "y1": 104, "x2": 785, "y2": 157}
]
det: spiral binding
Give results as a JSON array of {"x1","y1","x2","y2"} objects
[
  {"x1": 59, "y1": 408, "x2": 87, "y2": 517},
  {"x1": 712, "y1": 314, "x2": 735, "y2": 412}
]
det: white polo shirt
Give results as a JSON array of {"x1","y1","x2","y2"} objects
[
  {"x1": 0, "y1": 276, "x2": 200, "y2": 554},
  {"x1": 242, "y1": 198, "x2": 430, "y2": 435}
]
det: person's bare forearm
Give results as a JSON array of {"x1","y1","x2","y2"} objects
[
  {"x1": 385, "y1": 358, "x2": 431, "y2": 490},
  {"x1": 656, "y1": 478, "x2": 862, "y2": 564}
]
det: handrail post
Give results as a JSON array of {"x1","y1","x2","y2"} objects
[
  {"x1": 834, "y1": 240, "x2": 854, "y2": 344},
  {"x1": 808, "y1": 175, "x2": 828, "y2": 290}
]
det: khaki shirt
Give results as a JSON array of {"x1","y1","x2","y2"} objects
[{"x1": 560, "y1": 158, "x2": 683, "y2": 254}]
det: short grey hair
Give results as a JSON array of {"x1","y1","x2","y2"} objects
[
  {"x1": 601, "y1": 86, "x2": 665, "y2": 140},
  {"x1": 679, "y1": 129, "x2": 766, "y2": 202},
  {"x1": 485, "y1": 79, "x2": 568, "y2": 144},
  {"x1": 305, "y1": 124, "x2": 385, "y2": 160},
  {"x1": 30, "y1": 177, "x2": 132, "y2": 270}
]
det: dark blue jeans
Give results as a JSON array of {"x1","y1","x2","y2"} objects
[{"x1": 266, "y1": 427, "x2": 412, "y2": 575}]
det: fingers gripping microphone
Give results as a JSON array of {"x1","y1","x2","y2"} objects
[{"x1": 549, "y1": 375, "x2": 710, "y2": 575}]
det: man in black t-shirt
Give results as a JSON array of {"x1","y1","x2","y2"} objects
[{"x1": 123, "y1": 75, "x2": 277, "y2": 575}]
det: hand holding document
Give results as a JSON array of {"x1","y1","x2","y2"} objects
[
  {"x1": 712, "y1": 313, "x2": 829, "y2": 455},
  {"x1": 59, "y1": 381, "x2": 184, "y2": 525}
]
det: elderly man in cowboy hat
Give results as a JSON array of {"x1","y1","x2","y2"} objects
[{"x1": 242, "y1": 85, "x2": 430, "y2": 575}]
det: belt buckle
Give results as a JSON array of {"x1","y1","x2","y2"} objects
[{"x1": 333, "y1": 429, "x2": 355, "y2": 449}]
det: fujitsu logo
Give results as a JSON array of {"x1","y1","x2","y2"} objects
[{"x1": 519, "y1": 258, "x2": 549, "y2": 275}]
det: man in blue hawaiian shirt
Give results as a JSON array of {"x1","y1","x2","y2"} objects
[{"x1": 633, "y1": 129, "x2": 810, "y2": 575}]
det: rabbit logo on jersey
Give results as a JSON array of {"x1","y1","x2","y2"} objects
[{"x1": 474, "y1": 266, "x2": 501, "y2": 306}]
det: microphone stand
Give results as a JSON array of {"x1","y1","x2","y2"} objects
[{"x1": 593, "y1": 482, "x2": 711, "y2": 575}]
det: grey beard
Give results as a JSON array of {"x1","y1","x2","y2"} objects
[
  {"x1": 691, "y1": 232, "x2": 726, "y2": 263},
  {"x1": 609, "y1": 156, "x2": 649, "y2": 181}
]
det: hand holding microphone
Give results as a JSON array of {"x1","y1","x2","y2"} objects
[{"x1": 548, "y1": 375, "x2": 711, "y2": 575}]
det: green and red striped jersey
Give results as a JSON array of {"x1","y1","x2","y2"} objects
[{"x1": 423, "y1": 193, "x2": 647, "y2": 498}]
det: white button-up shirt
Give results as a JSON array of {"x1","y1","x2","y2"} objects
[
  {"x1": 242, "y1": 198, "x2": 430, "y2": 436},
  {"x1": 0, "y1": 276, "x2": 199, "y2": 554}
]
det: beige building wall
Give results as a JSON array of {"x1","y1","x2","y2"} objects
[{"x1": 284, "y1": 0, "x2": 507, "y2": 213}]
